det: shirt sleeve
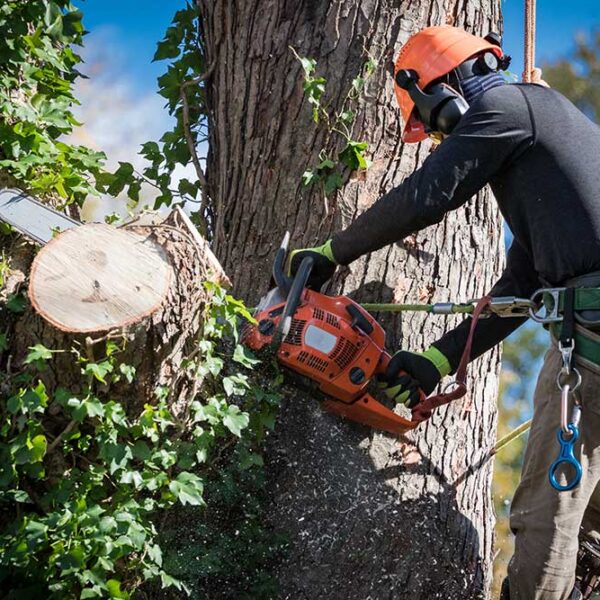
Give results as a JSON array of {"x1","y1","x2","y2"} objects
[
  {"x1": 432, "y1": 238, "x2": 541, "y2": 371},
  {"x1": 331, "y1": 87, "x2": 533, "y2": 265}
]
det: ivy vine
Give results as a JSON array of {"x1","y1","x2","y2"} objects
[
  {"x1": 0, "y1": 2, "x2": 283, "y2": 598},
  {"x1": 291, "y1": 48, "x2": 377, "y2": 201},
  {"x1": 0, "y1": 284, "x2": 283, "y2": 598},
  {"x1": 0, "y1": 1, "x2": 105, "y2": 204}
]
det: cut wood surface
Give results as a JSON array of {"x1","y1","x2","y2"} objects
[{"x1": 29, "y1": 223, "x2": 172, "y2": 333}]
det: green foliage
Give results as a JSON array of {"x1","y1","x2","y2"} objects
[
  {"x1": 292, "y1": 48, "x2": 376, "y2": 197},
  {"x1": 95, "y1": 3, "x2": 210, "y2": 226},
  {"x1": 0, "y1": 284, "x2": 283, "y2": 598},
  {"x1": 543, "y1": 30, "x2": 600, "y2": 121},
  {"x1": 0, "y1": 1, "x2": 106, "y2": 204}
]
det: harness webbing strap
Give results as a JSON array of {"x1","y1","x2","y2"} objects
[
  {"x1": 551, "y1": 288, "x2": 600, "y2": 312},
  {"x1": 560, "y1": 287, "x2": 576, "y2": 347}
]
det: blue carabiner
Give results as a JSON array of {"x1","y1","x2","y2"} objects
[{"x1": 549, "y1": 424, "x2": 582, "y2": 492}]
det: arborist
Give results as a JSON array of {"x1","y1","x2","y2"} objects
[{"x1": 289, "y1": 26, "x2": 600, "y2": 600}]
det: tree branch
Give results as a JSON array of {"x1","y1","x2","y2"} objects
[{"x1": 179, "y1": 61, "x2": 215, "y2": 209}]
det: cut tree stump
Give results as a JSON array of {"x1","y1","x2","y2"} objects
[
  {"x1": 28, "y1": 223, "x2": 173, "y2": 333},
  {"x1": 11, "y1": 209, "x2": 229, "y2": 417}
]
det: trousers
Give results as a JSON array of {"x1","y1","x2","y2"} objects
[{"x1": 508, "y1": 344, "x2": 600, "y2": 599}]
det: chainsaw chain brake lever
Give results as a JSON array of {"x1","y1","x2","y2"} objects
[
  {"x1": 273, "y1": 232, "x2": 293, "y2": 296},
  {"x1": 276, "y1": 255, "x2": 314, "y2": 340}
]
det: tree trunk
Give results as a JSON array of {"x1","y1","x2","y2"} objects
[{"x1": 199, "y1": 1, "x2": 503, "y2": 598}]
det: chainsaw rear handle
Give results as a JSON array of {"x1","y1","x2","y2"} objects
[{"x1": 277, "y1": 255, "x2": 314, "y2": 338}]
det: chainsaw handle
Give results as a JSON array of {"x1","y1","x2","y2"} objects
[
  {"x1": 277, "y1": 255, "x2": 314, "y2": 339},
  {"x1": 377, "y1": 351, "x2": 392, "y2": 375},
  {"x1": 273, "y1": 232, "x2": 293, "y2": 296}
]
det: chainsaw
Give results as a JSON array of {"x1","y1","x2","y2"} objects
[{"x1": 243, "y1": 233, "x2": 422, "y2": 435}]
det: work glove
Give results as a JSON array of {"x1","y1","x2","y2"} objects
[
  {"x1": 379, "y1": 347, "x2": 451, "y2": 408},
  {"x1": 288, "y1": 239, "x2": 337, "y2": 291}
]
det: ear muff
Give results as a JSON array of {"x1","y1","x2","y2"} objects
[{"x1": 395, "y1": 69, "x2": 470, "y2": 136}]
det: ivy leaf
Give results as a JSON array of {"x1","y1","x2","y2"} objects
[
  {"x1": 223, "y1": 374, "x2": 250, "y2": 397},
  {"x1": 120, "y1": 470, "x2": 143, "y2": 489},
  {"x1": 85, "y1": 361, "x2": 114, "y2": 384},
  {"x1": 317, "y1": 157, "x2": 335, "y2": 170},
  {"x1": 146, "y1": 544, "x2": 163, "y2": 567},
  {"x1": 24, "y1": 344, "x2": 54, "y2": 367},
  {"x1": 339, "y1": 110, "x2": 355, "y2": 124},
  {"x1": 119, "y1": 364, "x2": 136, "y2": 384},
  {"x1": 232, "y1": 345, "x2": 260, "y2": 368},
  {"x1": 154, "y1": 39, "x2": 181, "y2": 61},
  {"x1": 223, "y1": 405, "x2": 249, "y2": 437},
  {"x1": 351, "y1": 75, "x2": 366, "y2": 93},
  {"x1": 28, "y1": 434, "x2": 47, "y2": 462},
  {"x1": 69, "y1": 396, "x2": 105, "y2": 421},
  {"x1": 168, "y1": 472, "x2": 204, "y2": 506},
  {"x1": 299, "y1": 56, "x2": 316, "y2": 76},
  {"x1": 324, "y1": 172, "x2": 344, "y2": 195},
  {"x1": 106, "y1": 579, "x2": 129, "y2": 599},
  {"x1": 339, "y1": 141, "x2": 369, "y2": 170},
  {"x1": 302, "y1": 169, "x2": 319, "y2": 187}
]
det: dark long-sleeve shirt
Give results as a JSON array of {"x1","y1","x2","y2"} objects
[{"x1": 331, "y1": 84, "x2": 600, "y2": 370}]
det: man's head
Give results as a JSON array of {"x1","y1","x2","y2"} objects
[{"x1": 394, "y1": 26, "x2": 510, "y2": 143}]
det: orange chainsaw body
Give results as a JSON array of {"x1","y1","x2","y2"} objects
[{"x1": 245, "y1": 287, "x2": 418, "y2": 435}]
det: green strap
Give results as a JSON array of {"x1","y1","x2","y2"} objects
[{"x1": 546, "y1": 288, "x2": 600, "y2": 312}]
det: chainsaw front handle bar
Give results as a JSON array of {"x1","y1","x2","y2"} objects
[{"x1": 277, "y1": 255, "x2": 314, "y2": 339}]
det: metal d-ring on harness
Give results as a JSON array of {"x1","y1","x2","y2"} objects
[{"x1": 538, "y1": 287, "x2": 584, "y2": 492}]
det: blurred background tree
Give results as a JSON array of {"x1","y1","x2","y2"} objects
[
  {"x1": 543, "y1": 30, "x2": 600, "y2": 119},
  {"x1": 493, "y1": 30, "x2": 600, "y2": 594}
]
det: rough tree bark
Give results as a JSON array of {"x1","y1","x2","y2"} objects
[{"x1": 199, "y1": 1, "x2": 504, "y2": 599}]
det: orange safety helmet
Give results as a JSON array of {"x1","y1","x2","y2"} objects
[{"x1": 394, "y1": 26, "x2": 504, "y2": 143}]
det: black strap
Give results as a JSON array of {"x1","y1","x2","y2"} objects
[{"x1": 560, "y1": 287, "x2": 576, "y2": 345}]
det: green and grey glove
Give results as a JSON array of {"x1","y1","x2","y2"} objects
[
  {"x1": 288, "y1": 239, "x2": 337, "y2": 290},
  {"x1": 380, "y1": 347, "x2": 451, "y2": 408}
]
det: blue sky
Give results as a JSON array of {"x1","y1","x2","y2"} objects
[
  {"x1": 79, "y1": 0, "x2": 177, "y2": 93},
  {"x1": 502, "y1": 0, "x2": 600, "y2": 75}
]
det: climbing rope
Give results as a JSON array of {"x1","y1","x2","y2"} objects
[
  {"x1": 493, "y1": 418, "x2": 532, "y2": 454},
  {"x1": 523, "y1": 0, "x2": 537, "y2": 82}
]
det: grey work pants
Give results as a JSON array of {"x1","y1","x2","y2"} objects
[{"x1": 508, "y1": 345, "x2": 600, "y2": 599}]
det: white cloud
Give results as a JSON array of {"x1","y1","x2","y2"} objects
[{"x1": 67, "y1": 27, "x2": 198, "y2": 221}]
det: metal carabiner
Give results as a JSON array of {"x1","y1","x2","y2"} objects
[
  {"x1": 558, "y1": 339, "x2": 575, "y2": 375},
  {"x1": 549, "y1": 424, "x2": 583, "y2": 492},
  {"x1": 556, "y1": 363, "x2": 581, "y2": 434},
  {"x1": 529, "y1": 288, "x2": 565, "y2": 323},
  {"x1": 486, "y1": 296, "x2": 537, "y2": 318}
]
